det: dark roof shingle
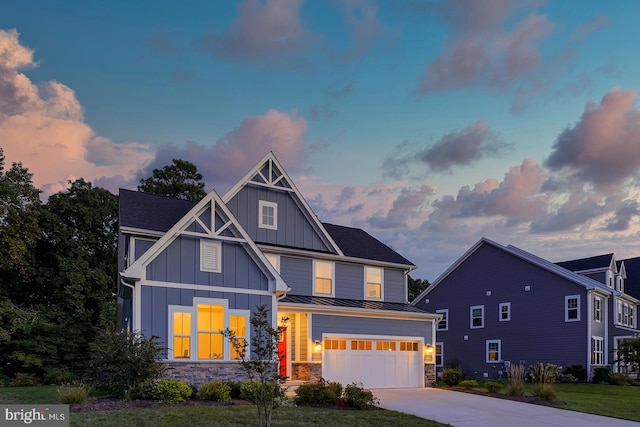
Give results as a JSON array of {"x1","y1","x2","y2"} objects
[
  {"x1": 119, "y1": 189, "x2": 196, "y2": 232},
  {"x1": 555, "y1": 253, "x2": 614, "y2": 272},
  {"x1": 622, "y1": 257, "x2": 640, "y2": 300}
]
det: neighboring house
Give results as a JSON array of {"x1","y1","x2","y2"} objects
[
  {"x1": 117, "y1": 152, "x2": 440, "y2": 388},
  {"x1": 412, "y1": 238, "x2": 640, "y2": 381}
]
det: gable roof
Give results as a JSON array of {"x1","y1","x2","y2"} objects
[
  {"x1": 119, "y1": 189, "x2": 197, "y2": 233},
  {"x1": 622, "y1": 257, "x2": 640, "y2": 299},
  {"x1": 322, "y1": 223, "x2": 414, "y2": 267},
  {"x1": 555, "y1": 253, "x2": 616, "y2": 273},
  {"x1": 121, "y1": 188, "x2": 289, "y2": 294},
  {"x1": 222, "y1": 152, "x2": 344, "y2": 256},
  {"x1": 412, "y1": 238, "x2": 616, "y2": 304}
]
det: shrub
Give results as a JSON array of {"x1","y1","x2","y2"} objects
[
  {"x1": 45, "y1": 368, "x2": 76, "y2": 385},
  {"x1": 240, "y1": 380, "x2": 284, "y2": 404},
  {"x1": 564, "y1": 365, "x2": 587, "y2": 382},
  {"x1": 444, "y1": 358, "x2": 461, "y2": 369},
  {"x1": 484, "y1": 381, "x2": 503, "y2": 393},
  {"x1": 458, "y1": 380, "x2": 478, "y2": 390},
  {"x1": 227, "y1": 381, "x2": 242, "y2": 398},
  {"x1": 12, "y1": 373, "x2": 41, "y2": 386},
  {"x1": 87, "y1": 330, "x2": 165, "y2": 399},
  {"x1": 343, "y1": 383, "x2": 379, "y2": 409},
  {"x1": 152, "y1": 379, "x2": 192, "y2": 403},
  {"x1": 199, "y1": 380, "x2": 231, "y2": 402},
  {"x1": 532, "y1": 383, "x2": 556, "y2": 401},
  {"x1": 528, "y1": 363, "x2": 561, "y2": 384},
  {"x1": 608, "y1": 373, "x2": 628, "y2": 386},
  {"x1": 57, "y1": 383, "x2": 90, "y2": 404},
  {"x1": 557, "y1": 373, "x2": 578, "y2": 383},
  {"x1": 441, "y1": 368, "x2": 463, "y2": 386},
  {"x1": 294, "y1": 379, "x2": 342, "y2": 405},
  {"x1": 592, "y1": 367, "x2": 610, "y2": 384},
  {"x1": 507, "y1": 364, "x2": 525, "y2": 396}
]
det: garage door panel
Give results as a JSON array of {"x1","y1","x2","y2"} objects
[{"x1": 323, "y1": 337, "x2": 422, "y2": 389}]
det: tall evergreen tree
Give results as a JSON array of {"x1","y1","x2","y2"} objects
[
  {"x1": 138, "y1": 159, "x2": 206, "y2": 201},
  {"x1": 408, "y1": 275, "x2": 431, "y2": 303}
]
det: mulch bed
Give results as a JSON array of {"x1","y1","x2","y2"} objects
[{"x1": 70, "y1": 398, "x2": 252, "y2": 412}]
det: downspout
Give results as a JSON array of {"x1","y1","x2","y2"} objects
[
  {"x1": 587, "y1": 289, "x2": 592, "y2": 382},
  {"x1": 119, "y1": 276, "x2": 135, "y2": 331}
]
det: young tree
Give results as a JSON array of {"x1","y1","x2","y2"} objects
[
  {"x1": 138, "y1": 159, "x2": 206, "y2": 201},
  {"x1": 615, "y1": 338, "x2": 640, "y2": 374},
  {"x1": 224, "y1": 305, "x2": 287, "y2": 427}
]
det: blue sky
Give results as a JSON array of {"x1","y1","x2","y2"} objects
[{"x1": 2, "y1": 0, "x2": 640, "y2": 280}]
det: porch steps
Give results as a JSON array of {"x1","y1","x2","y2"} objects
[{"x1": 283, "y1": 380, "x2": 306, "y2": 395}]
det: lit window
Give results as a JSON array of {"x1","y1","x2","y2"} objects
[
  {"x1": 229, "y1": 315, "x2": 246, "y2": 360},
  {"x1": 565, "y1": 295, "x2": 580, "y2": 322},
  {"x1": 351, "y1": 340, "x2": 372, "y2": 351},
  {"x1": 264, "y1": 253, "x2": 280, "y2": 272},
  {"x1": 173, "y1": 312, "x2": 191, "y2": 359},
  {"x1": 258, "y1": 200, "x2": 277, "y2": 230},
  {"x1": 470, "y1": 305, "x2": 484, "y2": 329},
  {"x1": 314, "y1": 260, "x2": 334, "y2": 296},
  {"x1": 376, "y1": 341, "x2": 397, "y2": 351},
  {"x1": 499, "y1": 303, "x2": 510, "y2": 322},
  {"x1": 325, "y1": 339, "x2": 346, "y2": 350},
  {"x1": 591, "y1": 337, "x2": 604, "y2": 365},
  {"x1": 365, "y1": 267, "x2": 383, "y2": 300},
  {"x1": 399, "y1": 341, "x2": 418, "y2": 351},
  {"x1": 198, "y1": 304, "x2": 224, "y2": 359},
  {"x1": 486, "y1": 340, "x2": 501, "y2": 363}
]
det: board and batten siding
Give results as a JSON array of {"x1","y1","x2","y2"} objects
[
  {"x1": 417, "y1": 243, "x2": 589, "y2": 378},
  {"x1": 280, "y1": 256, "x2": 312, "y2": 295},
  {"x1": 226, "y1": 186, "x2": 331, "y2": 252},
  {"x1": 146, "y1": 237, "x2": 269, "y2": 291},
  {"x1": 140, "y1": 285, "x2": 273, "y2": 357},
  {"x1": 311, "y1": 314, "x2": 433, "y2": 343}
]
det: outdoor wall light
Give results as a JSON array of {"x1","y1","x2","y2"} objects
[
  {"x1": 425, "y1": 345, "x2": 434, "y2": 354},
  {"x1": 314, "y1": 340, "x2": 322, "y2": 352}
]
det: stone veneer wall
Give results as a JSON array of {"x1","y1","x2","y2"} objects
[
  {"x1": 290, "y1": 363, "x2": 322, "y2": 382},
  {"x1": 424, "y1": 364, "x2": 436, "y2": 387},
  {"x1": 164, "y1": 362, "x2": 249, "y2": 386}
]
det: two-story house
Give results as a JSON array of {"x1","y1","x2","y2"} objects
[
  {"x1": 412, "y1": 238, "x2": 640, "y2": 381},
  {"x1": 117, "y1": 152, "x2": 440, "y2": 388}
]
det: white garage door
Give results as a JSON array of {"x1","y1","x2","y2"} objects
[{"x1": 322, "y1": 337, "x2": 423, "y2": 388}]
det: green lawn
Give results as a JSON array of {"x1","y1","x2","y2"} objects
[
  {"x1": 450, "y1": 382, "x2": 640, "y2": 422},
  {"x1": 0, "y1": 386, "x2": 445, "y2": 427}
]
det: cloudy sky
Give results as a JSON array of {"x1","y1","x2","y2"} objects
[{"x1": 2, "y1": 0, "x2": 640, "y2": 280}]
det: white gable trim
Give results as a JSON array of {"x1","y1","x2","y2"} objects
[
  {"x1": 222, "y1": 152, "x2": 344, "y2": 257},
  {"x1": 122, "y1": 188, "x2": 289, "y2": 294}
]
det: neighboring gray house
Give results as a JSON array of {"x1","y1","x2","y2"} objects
[
  {"x1": 117, "y1": 152, "x2": 439, "y2": 388},
  {"x1": 412, "y1": 238, "x2": 640, "y2": 381}
]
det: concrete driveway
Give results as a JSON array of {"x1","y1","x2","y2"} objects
[{"x1": 373, "y1": 388, "x2": 639, "y2": 427}]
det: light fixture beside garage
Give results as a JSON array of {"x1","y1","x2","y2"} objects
[{"x1": 314, "y1": 340, "x2": 322, "y2": 352}]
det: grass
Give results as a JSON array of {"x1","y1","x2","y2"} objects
[
  {"x1": 0, "y1": 386, "x2": 445, "y2": 426},
  {"x1": 449, "y1": 381, "x2": 640, "y2": 422}
]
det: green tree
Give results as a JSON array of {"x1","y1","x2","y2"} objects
[
  {"x1": 138, "y1": 159, "x2": 206, "y2": 201},
  {"x1": 225, "y1": 305, "x2": 287, "y2": 427},
  {"x1": 0, "y1": 147, "x2": 41, "y2": 298},
  {"x1": 615, "y1": 337, "x2": 640, "y2": 374},
  {"x1": 408, "y1": 275, "x2": 430, "y2": 303}
]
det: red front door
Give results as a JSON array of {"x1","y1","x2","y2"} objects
[{"x1": 278, "y1": 326, "x2": 287, "y2": 377}]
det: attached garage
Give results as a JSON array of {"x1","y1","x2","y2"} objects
[{"x1": 322, "y1": 336, "x2": 424, "y2": 388}]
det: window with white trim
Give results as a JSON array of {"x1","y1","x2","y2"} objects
[
  {"x1": 618, "y1": 299, "x2": 635, "y2": 327},
  {"x1": 314, "y1": 260, "x2": 334, "y2": 296},
  {"x1": 591, "y1": 336, "x2": 604, "y2": 365},
  {"x1": 436, "y1": 309, "x2": 448, "y2": 331},
  {"x1": 200, "y1": 240, "x2": 222, "y2": 272},
  {"x1": 594, "y1": 296, "x2": 602, "y2": 322},
  {"x1": 258, "y1": 200, "x2": 277, "y2": 230},
  {"x1": 565, "y1": 295, "x2": 580, "y2": 322},
  {"x1": 499, "y1": 302, "x2": 511, "y2": 321},
  {"x1": 364, "y1": 266, "x2": 383, "y2": 300},
  {"x1": 435, "y1": 342, "x2": 443, "y2": 367},
  {"x1": 486, "y1": 340, "x2": 501, "y2": 363},
  {"x1": 168, "y1": 299, "x2": 249, "y2": 361},
  {"x1": 470, "y1": 305, "x2": 484, "y2": 329}
]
